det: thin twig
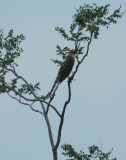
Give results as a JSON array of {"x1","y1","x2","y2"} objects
[
  {"x1": 70, "y1": 32, "x2": 93, "y2": 82},
  {"x1": 6, "y1": 66, "x2": 38, "y2": 99},
  {"x1": 7, "y1": 92, "x2": 44, "y2": 115}
]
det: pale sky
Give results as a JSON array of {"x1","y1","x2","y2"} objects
[{"x1": 0, "y1": 0, "x2": 126, "y2": 160}]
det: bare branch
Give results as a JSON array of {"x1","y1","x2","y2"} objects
[
  {"x1": 48, "y1": 104, "x2": 61, "y2": 117},
  {"x1": 39, "y1": 100, "x2": 55, "y2": 153},
  {"x1": 7, "y1": 92, "x2": 44, "y2": 115},
  {"x1": 55, "y1": 80, "x2": 71, "y2": 150},
  {"x1": 80, "y1": 33, "x2": 93, "y2": 63}
]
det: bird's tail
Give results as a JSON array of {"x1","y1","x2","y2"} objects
[{"x1": 49, "y1": 79, "x2": 58, "y2": 95}]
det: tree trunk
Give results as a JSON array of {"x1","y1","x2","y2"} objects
[{"x1": 53, "y1": 149, "x2": 58, "y2": 160}]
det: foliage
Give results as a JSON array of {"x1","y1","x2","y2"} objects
[
  {"x1": 53, "y1": 4, "x2": 123, "y2": 66},
  {"x1": 62, "y1": 144, "x2": 116, "y2": 160},
  {"x1": 0, "y1": 29, "x2": 41, "y2": 96}
]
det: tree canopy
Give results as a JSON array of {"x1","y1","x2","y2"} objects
[{"x1": 0, "y1": 3, "x2": 124, "y2": 160}]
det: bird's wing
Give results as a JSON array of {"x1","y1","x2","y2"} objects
[{"x1": 56, "y1": 55, "x2": 75, "y2": 83}]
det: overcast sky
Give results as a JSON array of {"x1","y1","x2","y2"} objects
[{"x1": 0, "y1": 0, "x2": 126, "y2": 160}]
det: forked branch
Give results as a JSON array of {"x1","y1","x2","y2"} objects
[{"x1": 55, "y1": 78, "x2": 72, "y2": 150}]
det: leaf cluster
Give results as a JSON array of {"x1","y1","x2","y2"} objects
[
  {"x1": 0, "y1": 29, "x2": 25, "y2": 66},
  {"x1": 62, "y1": 144, "x2": 113, "y2": 160},
  {"x1": 16, "y1": 82, "x2": 40, "y2": 95},
  {"x1": 53, "y1": 4, "x2": 123, "y2": 66},
  {"x1": 0, "y1": 30, "x2": 25, "y2": 94},
  {"x1": 0, "y1": 30, "x2": 41, "y2": 97},
  {"x1": 73, "y1": 4, "x2": 122, "y2": 38}
]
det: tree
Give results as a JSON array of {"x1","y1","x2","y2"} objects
[{"x1": 0, "y1": 3, "x2": 124, "y2": 160}]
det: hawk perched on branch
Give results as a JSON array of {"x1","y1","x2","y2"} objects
[{"x1": 50, "y1": 49, "x2": 76, "y2": 94}]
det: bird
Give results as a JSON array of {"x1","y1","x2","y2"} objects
[{"x1": 49, "y1": 49, "x2": 77, "y2": 95}]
